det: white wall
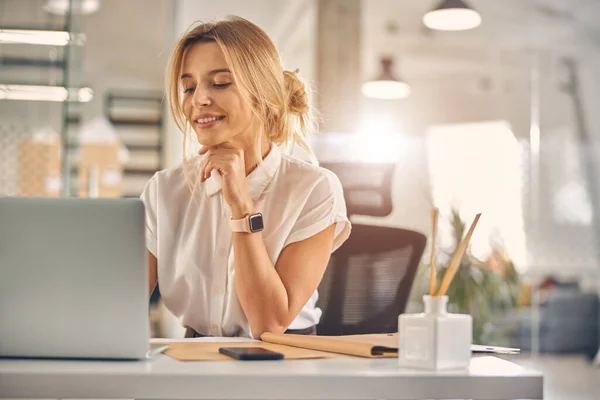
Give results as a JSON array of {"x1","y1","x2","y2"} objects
[
  {"x1": 273, "y1": 0, "x2": 318, "y2": 86},
  {"x1": 79, "y1": 0, "x2": 173, "y2": 121}
]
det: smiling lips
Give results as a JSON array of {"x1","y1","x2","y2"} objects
[{"x1": 194, "y1": 115, "x2": 225, "y2": 128}]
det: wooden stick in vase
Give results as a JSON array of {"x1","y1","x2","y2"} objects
[
  {"x1": 429, "y1": 208, "x2": 439, "y2": 296},
  {"x1": 436, "y1": 213, "x2": 481, "y2": 297}
]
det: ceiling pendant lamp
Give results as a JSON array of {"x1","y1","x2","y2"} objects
[
  {"x1": 423, "y1": 0, "x2": 482, "y2": 31},
  {"x1": 361, "y1": 58, "x2": 411, "y2": 100}
]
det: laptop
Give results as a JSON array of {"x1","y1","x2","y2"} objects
[{"x1": 0, "y1": 197, "x2": 162, "y2": 360}]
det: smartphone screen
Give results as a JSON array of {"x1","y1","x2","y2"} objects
[{"x1": 219, "y1": 347, "x2": 284, "y2": 360}]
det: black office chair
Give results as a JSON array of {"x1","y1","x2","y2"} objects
[
  {"x1": 316, "y1": 163, "x2": 427, "y2": 336},
  {"x1": 317, "y1": 224, "x2": 426, "y2": 335}
]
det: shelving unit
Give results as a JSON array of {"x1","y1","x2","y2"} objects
[
  {"x1": 0, "y1": 3, "x2": 86, "y2": 198},
  {"x1": 104, "y1": 90, "x2": 164, "y2": 197}
]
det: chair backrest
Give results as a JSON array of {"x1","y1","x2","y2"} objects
[
  {"x1": 317, "y1": 224, "x2": 427, "y2": 336},
  {"x1": 320, "y1": 162, "x2": 394, "y2": 217}
]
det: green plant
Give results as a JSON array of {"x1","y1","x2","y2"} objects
[{"x1": 431, "y1": 208, "x2": 521, "y2": 344}]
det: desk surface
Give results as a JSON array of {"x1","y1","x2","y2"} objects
[{"x1": 0, "y1": 353, "x2": 542, "y2": 400}]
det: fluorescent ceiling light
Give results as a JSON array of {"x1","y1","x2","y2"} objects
[
  {"x1": 361, "y1": 58, "x2": 411, "y2": 100},
  {"x1": 43, "y1": 0, "x2": 100, "y2": 15},
  {"x1": 423, "y1": 0, "x2": 482, "y2": 31},
  {"x1": 0, "y1": 85, "x2": 93, "y2": 102},
  {"x1": 0, "y1": 29, "x2": 85, "y2": 46}
]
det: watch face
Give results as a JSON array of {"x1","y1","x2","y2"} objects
[{"x1": 249, "y1": 213, "x2": 264, "y2": 232}]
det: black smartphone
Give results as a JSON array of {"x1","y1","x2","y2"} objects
[{"x1": 219, "y1": 347, "x2": 284, "y2": 361}]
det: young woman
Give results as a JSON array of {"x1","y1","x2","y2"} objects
[{"x1": 142, "y1": 16, "x2": 351, "y2": 339}]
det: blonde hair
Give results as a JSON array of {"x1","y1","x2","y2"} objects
[{"x1": 166, "y1": 16, "x2": 317, "y2": 196}]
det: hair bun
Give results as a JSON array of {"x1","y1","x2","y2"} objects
[{"x1": 283, "y1": 70, "x2": 309, "y2": 116}]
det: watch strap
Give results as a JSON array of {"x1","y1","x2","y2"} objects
[{"x1": 229, "y1": 216, "x2": 250, "y2": 233}]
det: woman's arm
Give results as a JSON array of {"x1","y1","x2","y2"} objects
[
  {"x1": 232, "y1": 219, "x2": 335, "y2": 338},
  {"x1": 199, "y1": 143, "x2": 339, "y2": 337}
]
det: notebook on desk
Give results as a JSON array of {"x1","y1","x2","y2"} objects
[{"x1": 261, "y1": 332, "x2": 398, "y2": 358}]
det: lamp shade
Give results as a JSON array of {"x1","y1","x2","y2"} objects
[
  {"x1": 423, "y1": 0, "x2": 482, "y2": 31},
  {"x1": 361, "y1": 58, "x2": 411, "y2": 100}
]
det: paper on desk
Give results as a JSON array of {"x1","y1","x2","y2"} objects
[
  {"x1": 471, "y1": 344, "x2": 520, "y2": 355},
  {"x1": 345, "y1": 334, "x2": 521, "y2": 355}
]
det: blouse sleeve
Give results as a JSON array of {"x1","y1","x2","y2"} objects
[{"x1": 283, "y1": 170, "x2": 351, "y2": 252}]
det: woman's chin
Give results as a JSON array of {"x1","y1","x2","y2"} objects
[{"x1": 195, "y1": 133, "x2": 228, "y2": 148}]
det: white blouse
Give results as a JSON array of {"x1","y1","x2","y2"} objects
[{"x1": 141, "y1": 145, "x2": 351, "y2": 338}]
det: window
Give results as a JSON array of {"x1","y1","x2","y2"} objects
[{"x1": 426, "y1": 120, "x2": 527, "y2": 271}]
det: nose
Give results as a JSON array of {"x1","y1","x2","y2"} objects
[{"x1": 191, "y1": 85, "x2": 211, "y2": 107}]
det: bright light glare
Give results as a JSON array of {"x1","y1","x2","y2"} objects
[
  {"x1": 361, "y1": 80, "x2": 411, "y2": 100},
  {"x1": 351, "y1": 117, "x2": 403, "y2": 163},
  {"x1": 423, "y1": 8, "x2": 481, "y2": 31},
  {"x1": 0, "y1": 29, "x2": 85, "y2": 46},
  {"x1": 76, "y1": 87, "x2": 94, "y2": 102}
]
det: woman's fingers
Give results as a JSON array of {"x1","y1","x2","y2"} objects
[
  {"x1": 200, "y1": 155, "x2": 220, "y2": 182},
  {"x1": 199, "y1": 149, "x2": 217, "y2": 181},
  {"x1": 198, "y1": 144, "x2": 243, "y2": 182},
  {"x1": 203, "y1": 160, "x2": 212, "y2": 181},
  {"x1": 203, "y1": 158, "x2": 227, "y2": 181}
]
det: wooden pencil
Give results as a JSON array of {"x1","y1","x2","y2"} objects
[
  {"x1": 429, "y1": 208, "x2": 439, "y2": 296},
  {"x1": 437, "y1": 213, "x2": 481, "y2": 297}
]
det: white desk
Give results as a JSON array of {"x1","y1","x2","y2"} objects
[{"x1": 0, "y1": 354, "x2": 542, "y2": 400}]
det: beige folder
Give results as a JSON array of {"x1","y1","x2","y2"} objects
[
  {"x1": 260, "y1": 333, "x2": 522, "y2": 357},
  {"x1": 155, "y1": 340, "x2": 334, "y2": 361},
  {"x1": 261, "y1": 332, "x2": 399, "y2": 358}
]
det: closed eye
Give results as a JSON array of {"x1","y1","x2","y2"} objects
[{"x1": 213, "y1": 83, "x2": 232, "y2": 89}]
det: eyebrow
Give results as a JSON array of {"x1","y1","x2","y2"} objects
[{"x1": 181, "y1": 68, "x2": 231, "y2": 79}]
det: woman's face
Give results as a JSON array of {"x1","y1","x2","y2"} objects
[{"x1": 181, "y1": 41, "x2": 257, "y2": 148}]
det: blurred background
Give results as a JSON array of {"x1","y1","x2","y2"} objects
[{"x1": 1, "y1": 0, "x2": 599, "y2": 396}]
